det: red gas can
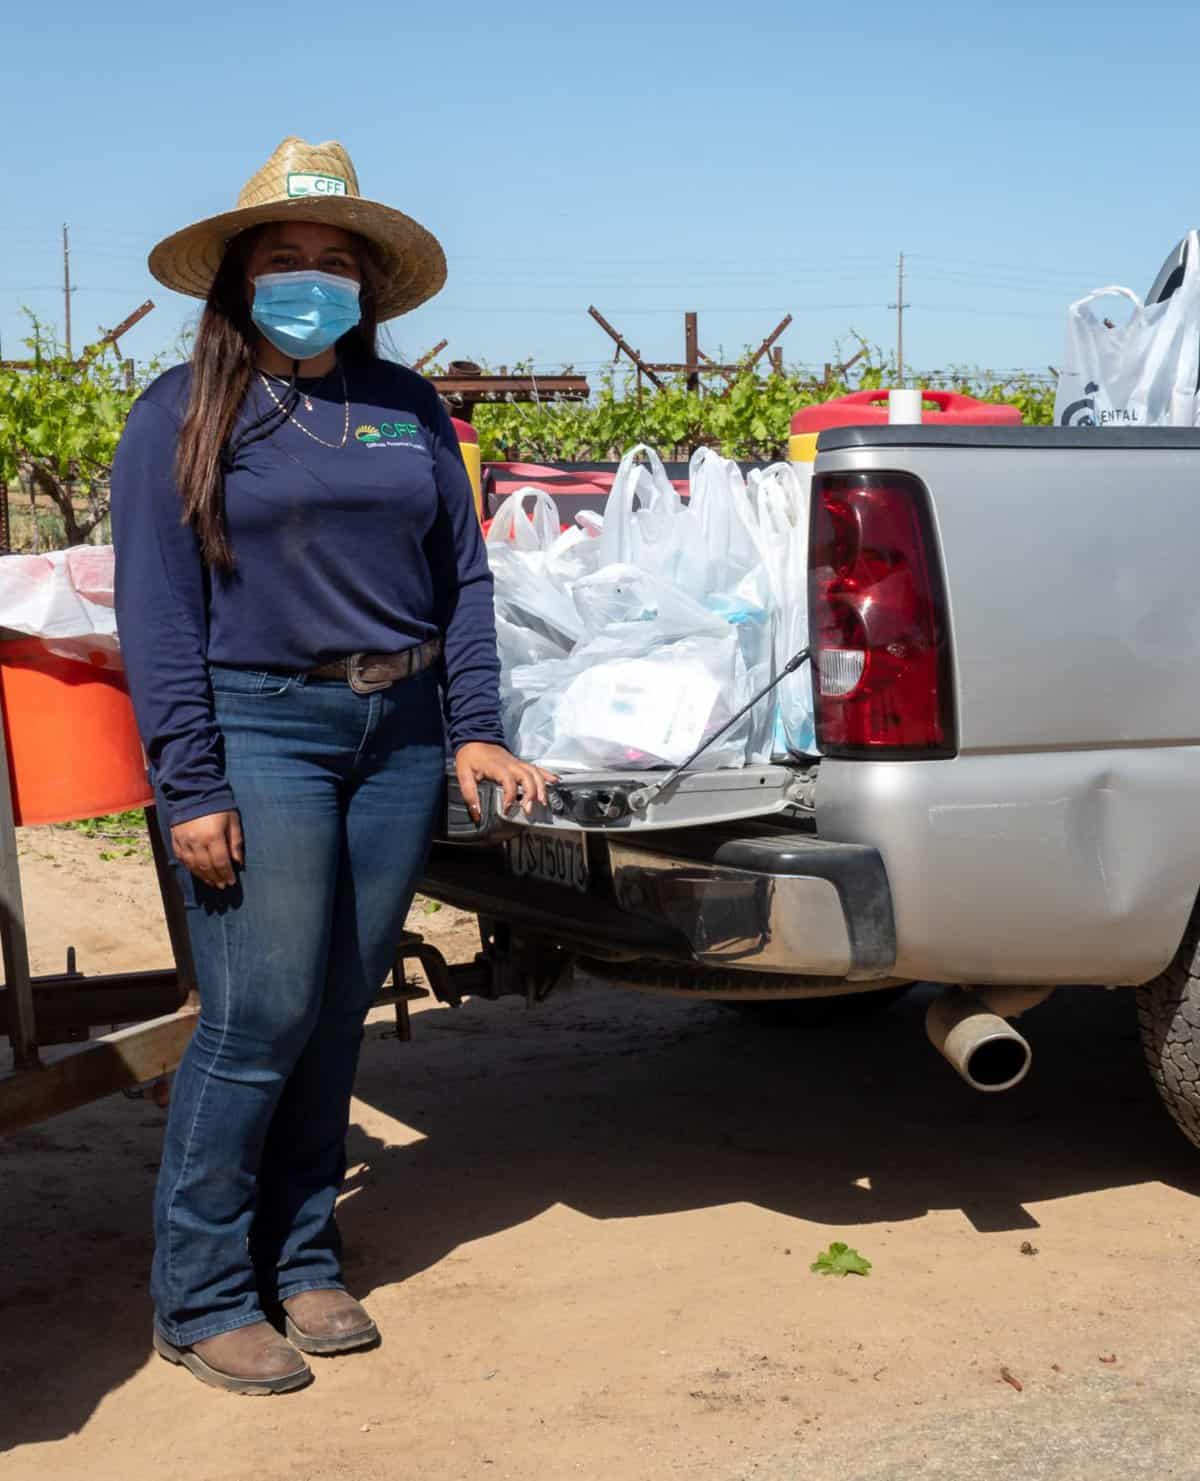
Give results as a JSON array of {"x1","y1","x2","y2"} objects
[{"x1": 792, "y1": 388, "x2": 1023, "y2": 440}]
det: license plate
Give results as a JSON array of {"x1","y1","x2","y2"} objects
[{"x1": 506, "y1": 828, "x2": 589, "y2": 893}]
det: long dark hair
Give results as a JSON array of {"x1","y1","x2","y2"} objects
[{"x1": 176, "y1": 225, "x2": 383, "y2": 571}]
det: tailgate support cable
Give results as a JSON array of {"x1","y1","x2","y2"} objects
[{"x1": 627, "y1": 647, "x2": 812, "y2": 814}]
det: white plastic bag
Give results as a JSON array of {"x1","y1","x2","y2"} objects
[
  {"x1": 486, "y1": 488, "x2": 562, "y2": 551},
  {"x1": 0, "y1": 547, "x2": 121, "y2": 669},
  {"x1": 516, "y1": 626, "x2": 748, "y2": 771},
  {"x1": 491, "y1": 446, "x2": 817, "y2": 770},
  {"x1": 543, "y1": 520, "x2": 607, "y2": 589},
  {"x1": 1054, "y1": 230, "x2": 1200, "y2": 428},
  {"x1": 494, "y1": 612, "x2": 569, "y2": 670},
  {"x1": 486, "y1": 489, "x2": 588, "y2": 650},
  {"x1": 570, "y1": 563, "x2": 728, "y2": 639},
  {"x1": 596, "y1": 445, "x2": 710, "y2": 599},
  {"x1": 688, "y1": 447, "x2": 761, "y2": 595},
  {"x1": 745, "y1": 463, "x2": 816, "y2": 755}
]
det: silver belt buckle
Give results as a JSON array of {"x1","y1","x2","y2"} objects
[{"x1": 347, "y1": 652, "x2": 395, "y2": 695}]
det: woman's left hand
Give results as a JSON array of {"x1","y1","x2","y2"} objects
[{"x1": 455, "y1": 743, "x2": 557, "y2": 823}]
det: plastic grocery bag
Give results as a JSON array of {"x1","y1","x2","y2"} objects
[
  {"x1": 688, "y1": 447, "x2": 761, "y2": 596},
  {"x1": 486, "y1": 488, "x2": 562, "y2": 551},
  {"x1": 491, "y1": 447, "x2": 817, "y2": 771},
  {"x1": 596, "y1": 445, "x2": 710, "y2": 599},
  {"x1": 514, "y1": 625, "x2": 749, "y2": 771},
  {"x1": 486, "y1": 490, "x2": 589, "y2": 651},
  {"x1": 744, "y1": 463, "x2": 816, "y2": 755},
  {"x1": 0, "y1": 547, "x2": 121, "y2": 669},
  {"x1": 1054, "y1": 230, "x2": 1200, "y2": 428},
  {"x1": 494, "y1": 612, "x2": 568, "y2": 671},
  {"x1": 570, "y1": 563, "x2": 729, "y2": 638}
]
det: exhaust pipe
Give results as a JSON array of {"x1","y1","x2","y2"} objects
[{"x1": 925, "y1": 987, "x2": 1048, "y2": 1093}]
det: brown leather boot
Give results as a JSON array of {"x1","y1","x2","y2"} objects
[
  {"x1": 154, "y1": 1320, "x2": 312, "y2": 1395},
  {"x1": 282, "y1": 1289, "x2": 379, "y2": 1355}
]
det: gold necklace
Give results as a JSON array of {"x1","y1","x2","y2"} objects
[
  {"x1": 260, "y1": 365, "x2": 331, "y2": 412},
  {"x1": 258, "y1": 367, "x2": 350, "y2": 450}
]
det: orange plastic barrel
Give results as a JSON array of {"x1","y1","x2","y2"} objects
[
  {"x1": 450, "y1": 417, "x2": 483, "y2": 523},
  {"x1": 0, "y1": 638, "x2": 152, "y2": 826}
]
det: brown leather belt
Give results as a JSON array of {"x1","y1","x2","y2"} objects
[{"x1": 306, "y1": 638, "x2": 443, "y2": 695}]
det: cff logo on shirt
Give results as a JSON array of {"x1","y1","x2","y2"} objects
[{"x1": 355, "y1": 421, "x2": 425, "y2": 450}]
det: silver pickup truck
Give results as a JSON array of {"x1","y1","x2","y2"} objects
[{"x1": 419, "y1": 424, "x2": 1200, "y2": 1152}]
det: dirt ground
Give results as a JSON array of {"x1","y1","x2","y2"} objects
[{"x1": 3, "y1": 826, "x2": 1200, "y2": 1480}]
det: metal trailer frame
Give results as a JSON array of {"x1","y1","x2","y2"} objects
[
  {"x1": 0, "y1": 671, "x2": 199, "y2": 1135},
  {"x1": 0, "y1": 716, "x2": 491, "y2": 1138}
]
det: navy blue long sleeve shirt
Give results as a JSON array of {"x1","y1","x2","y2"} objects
[{"x1": 111, "y1": 358, "x2": 503, "y2": 827}]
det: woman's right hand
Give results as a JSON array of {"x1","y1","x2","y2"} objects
[{"x1": 170, "y1": 811, "x2": 244, "y2": 889}]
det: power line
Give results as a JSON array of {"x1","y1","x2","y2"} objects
[
  {"x1": 907, "y1": 270, "x2": 1102, "y2": 296},
  {"x1": 0, "y1": 227, "x2": 1124, "y2": 276},
  {"x1": 912, "y1": 304, "x2": 1062, "y2": 321},
  {"x1": 908, "y1": 252, "x2": 1119, "y2": 282},
  {"x1": 419, "y1": 303, "x2": 880, "y2": 315},
  {"x1": 0, "y1": 285, "x2": 152, "y2": 296}
]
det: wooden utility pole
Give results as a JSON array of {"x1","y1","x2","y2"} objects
[
  {"x1": 62, "y1": 224, "x2": 73, "y2": 361},
  {"x1": 889, "y1": 251, "x2": 908, "y2": 385}
]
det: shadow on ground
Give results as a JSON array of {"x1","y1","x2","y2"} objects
[{"x1": 1, "y1": 979, "x2": 1196, "y2": 1455}]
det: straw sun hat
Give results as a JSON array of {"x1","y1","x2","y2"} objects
[{"x1": 148, "y1": 136, "x2": 446, "y2": 321}]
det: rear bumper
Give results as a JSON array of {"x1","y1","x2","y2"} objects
[
  {"x1": 421, "y1": 826, "x2": 897, "y2": 981},
  {"x1": 605, "y1": 832, "x2": 896, "y2": 979}
]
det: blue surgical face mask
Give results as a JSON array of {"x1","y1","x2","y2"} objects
[{"x1": 250, "y1": 269, "x2": 362, "y2": 361}]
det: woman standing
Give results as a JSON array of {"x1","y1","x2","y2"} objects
[{"x1": 112, "y1": 137, "x2": 548, "y2": 1395}]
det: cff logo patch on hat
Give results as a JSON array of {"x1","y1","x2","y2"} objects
[{"x1": 287, "y1": 172, "x2": 348, "y2": 199}]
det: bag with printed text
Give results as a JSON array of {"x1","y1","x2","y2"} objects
[{"x1": 1054, "y1": 229, "x2": 1200, "y2": 428}]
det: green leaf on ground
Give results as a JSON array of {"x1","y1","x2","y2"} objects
[
  {"x1": 422, "y1": 899, "x2": 442, "y2": 915},
  {"x1": 810, "y1": 1242, "x2": 872, "y2": 1277}
]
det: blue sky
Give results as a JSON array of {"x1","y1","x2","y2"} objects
[{"x1": 2, "y1": 0, "x2": 1197, "y2": 383}]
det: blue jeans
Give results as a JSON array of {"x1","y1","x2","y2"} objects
[{"x1": 151, "y1": 665, "x2": 446, "y2": 1346}]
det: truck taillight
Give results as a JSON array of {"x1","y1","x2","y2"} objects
[{"x1": 808, "y1": 471, "x2": 955, "y2": 757}]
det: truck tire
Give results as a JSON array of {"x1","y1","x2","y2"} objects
[{"x1": 1137, "y1": 914, "x2": 1200, "y2": 1151}]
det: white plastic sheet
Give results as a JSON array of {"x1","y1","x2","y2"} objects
[{"x1": 0, "y1": 546, "x2": 121, "y2": 669}]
